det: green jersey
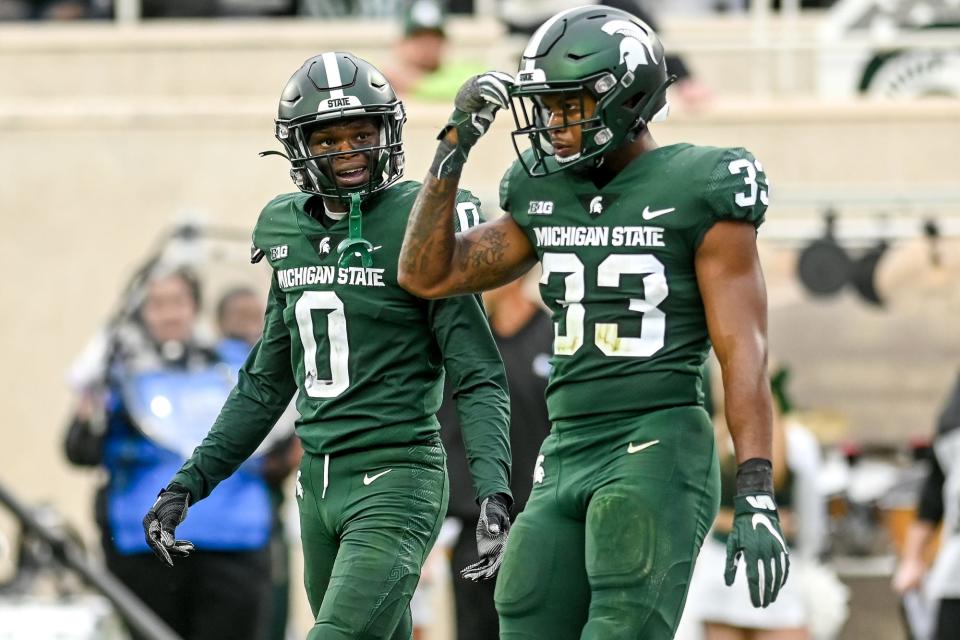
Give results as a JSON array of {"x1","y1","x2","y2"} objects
[
  {"x1": 175, "y1": 181, "x2": 511, "y2": 502},
  {"x1": 501, "y1": 144, "x2": 767, "y2": 423}
]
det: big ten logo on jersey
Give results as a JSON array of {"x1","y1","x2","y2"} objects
[
  {"x1": 270, "y1": 245, "x2": 288, "y2": 260},
  {"x1": 528, "y1": 200, "x2": 554, "y2": 215}
]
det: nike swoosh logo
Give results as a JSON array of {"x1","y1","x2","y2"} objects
[
  {"x1": 362, "y1": 469, "x2": 393, "y2": 486},
  {"x1": 642, "y1": 206, "x2": 676, "y2": 220},
  {"x1": 751, "y1": 514, "x2": 788, "y2": 552},
  {"x1": 627, "y1": 440, "x2": 660, "y2": 454}
]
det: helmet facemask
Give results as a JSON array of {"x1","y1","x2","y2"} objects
[{"x1": 276, "y1": 102, "x2": 406, "y2": 201}]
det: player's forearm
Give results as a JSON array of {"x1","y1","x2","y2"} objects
[
  {"x1": 399, "y1": 166, "x2": 463, "y2": 297},
  {"x1": 720, "y1": 340, "x2": 774, "y2": 464}
]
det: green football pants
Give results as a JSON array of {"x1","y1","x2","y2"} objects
[
  {"x1": 494, "y1": 405, "x2": 720, "y2": 640},
  {"x1": 296, "y1": 440, "x2": 448, "y2": 640}
]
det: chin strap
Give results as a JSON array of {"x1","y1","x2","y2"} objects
[{"x1": 336, "y1": 192, "x2": 374, "y2": 268}]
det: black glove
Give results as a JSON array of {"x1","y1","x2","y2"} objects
[
  {"x1": 143, "y1": 483, "x2": 194, "y2": 567},
  {"x1": 461, "y1": 493, "x2": 511, "y2": 581}
]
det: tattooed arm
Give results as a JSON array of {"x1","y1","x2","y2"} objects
[
  {"x1": 399, "y1": 72, "x2": 537, "y2": 299},
  {"x1": 399, "y1": 167, "x2": 537, "y2": 298}
]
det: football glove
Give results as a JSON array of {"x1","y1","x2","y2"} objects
[
  {"x1": 461, "y1": 493, "x2": 511, "y2": 581},
  {"x1": 430, "y1": 71, "x2": 514, "y2": 179},
  {"x1": 143, "y1": 483, "x2": 194, "y2": 567},
  {"x1": 724, "y1": 459, "x2": 790, "y2": 608}
]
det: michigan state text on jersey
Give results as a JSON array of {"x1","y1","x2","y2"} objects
[
  {"x1": 399, "y1": 6, "x2": 789, "y2": 640},
  {"x1": 143, "y1": 52, "x2": 512, "y2": 640}
]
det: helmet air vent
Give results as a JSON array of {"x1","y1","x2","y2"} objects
[
  {"x1": 280, "y1": 84, "x2": 302, "y2": 107},
  {"x1": 369, "y1": 70, "x2": 388, "y2": 89},
  {"x1": 594, "y1": 73, "x2": 617, "y2": 94}
]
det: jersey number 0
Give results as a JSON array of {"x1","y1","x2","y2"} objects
[{"x1": 295, "y1": 291, "x2": 350, "y2": 398}]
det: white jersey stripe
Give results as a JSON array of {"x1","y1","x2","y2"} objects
[{"x1": 322, "y1": 51, "x2": 344, "y2": 99}]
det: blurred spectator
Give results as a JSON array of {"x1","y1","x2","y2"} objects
[
  {"x1": 216, "y1": 286, "x2": 269, "y2": 354},
  {"x1": 892, "y1": 371, "x2": 960, "y2": 640},
  {"x1": 215, "y1": 285, "x2": 302, "y2": 640},
  {"x1": 64, "y1": 268, "x2": 274, "y2": 640},
  {"x1": 0, "y1": 0, "x2": 94, "y2": 19},
  {"x1": 384, "y1": 0, "x2": 486, "y2": 100},
  {"x1": 680, "y1": 365, "x2": 846, "y2": 640},
  {"x1": 436, "y1": 275, "x2": 553, "y2": 640}
]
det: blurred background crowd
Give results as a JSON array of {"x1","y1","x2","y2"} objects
[{"x1": 1, "y1": 0, "x2": 958, "y2": 639}]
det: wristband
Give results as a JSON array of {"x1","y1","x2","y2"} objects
[
  {"x1": 429, "y1": 137, "x2": 465, "y2": 179},
  {"x1": 735, "y1": 458, "x2": 774, "y2": 495}
]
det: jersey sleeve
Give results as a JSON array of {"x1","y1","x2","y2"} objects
[
  {"x1": 428, "y1": 293, "x2": 512, "y2": 503},
  {"x1": 440, "y1": 190, "x2": 512, "y2": 501},
  {"x1": 172, "y1": 278, "x2": 297, "y2": 501},
  {"x1": 691, "y1": 147, "x2": 769, "y2": 249}
]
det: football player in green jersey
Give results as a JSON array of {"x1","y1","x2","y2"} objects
[
  {"x1": 399, "y1": 6, "x2": 788, "y2": 640},
  {"x1": 141, "y1": 52, "x2": 513, "y2": 640}
]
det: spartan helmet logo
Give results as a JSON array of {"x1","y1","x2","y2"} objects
[
  {"x1": 317, "y1": 237, "x2": 332, "y2": 255},
  {"x1": 589, "y1": 196, "x2": 604, "y2": 216},
  {"x1": 600, "y1": 19, "x2": 659, "y2": 71}
]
